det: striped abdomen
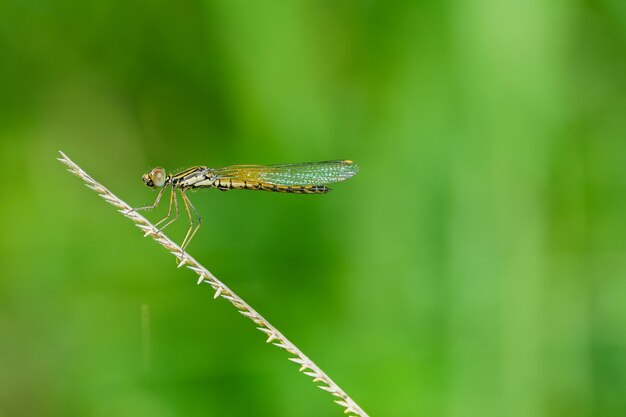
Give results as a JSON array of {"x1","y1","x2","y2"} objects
[{"x1": 215, "y1": 178, "x2": 329, "y2": 194}]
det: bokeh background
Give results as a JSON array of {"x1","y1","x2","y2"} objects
[{"x1": 1, "y1": 1, "x2": 625, "y2": 416}]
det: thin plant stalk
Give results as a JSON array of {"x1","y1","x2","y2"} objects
[{"x1": 58, "y1": 151, "x2": 368, "y2": 417}]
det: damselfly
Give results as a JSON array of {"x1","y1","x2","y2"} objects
[{"x1": 134, "y1": 160, "x2": 359, "y2": 250}]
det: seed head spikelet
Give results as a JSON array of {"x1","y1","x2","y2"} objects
[{"x1": 57, "y1": 151, "x2": 368, "y2": 417}]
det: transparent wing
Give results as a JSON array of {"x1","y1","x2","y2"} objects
[{"x1": 212, "y1": 160, "x2": 358, "y2": 186}]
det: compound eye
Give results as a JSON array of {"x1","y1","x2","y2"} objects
[{"x1": 150, "y1": 168, "x2": 166, "y2": 187}]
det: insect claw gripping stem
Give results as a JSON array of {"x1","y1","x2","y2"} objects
[{"x1": 57, "y1": 151, "x2": 368, "y2": 417}]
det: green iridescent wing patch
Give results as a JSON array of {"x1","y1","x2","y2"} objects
[{"x1": 212, "y1": 160, "x2": 359, "y2": 186}]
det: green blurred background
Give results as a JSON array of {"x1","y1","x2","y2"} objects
[{"x1": 1, "y1": 1, "x2": 626, "y2": 416}]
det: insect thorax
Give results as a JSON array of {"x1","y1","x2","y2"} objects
[{"x1": 174, "y1": 168, "x2": 216, "y2": 190}]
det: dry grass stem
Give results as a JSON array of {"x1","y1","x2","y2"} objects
[{"x1": 58, "y1": 151, "x2": 368, "y2": 417}]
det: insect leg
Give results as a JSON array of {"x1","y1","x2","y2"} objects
[
  {"x1": 133, "y1": 186, "x2": 167, "y2": 211},
  {"x1": 155, "y1": 187, "x2": 178, "y2": 230},
  {"x1": 157, "y1": 188, "x2": 180, "y2": 231},
  {"x1": 180, "y1": 190, "x2": 202, "y2": 251}
]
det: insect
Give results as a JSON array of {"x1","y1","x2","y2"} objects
[{"x1": 134, "y1": 160, "x2": 359, "y2": 251}]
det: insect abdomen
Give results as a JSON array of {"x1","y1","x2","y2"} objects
[
  {"x1": 215, "y1": 179, "x2": 329, "y2": 194},
  {"x1": 259, "y1": 183, "x2": 330, "y2": 194}
]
